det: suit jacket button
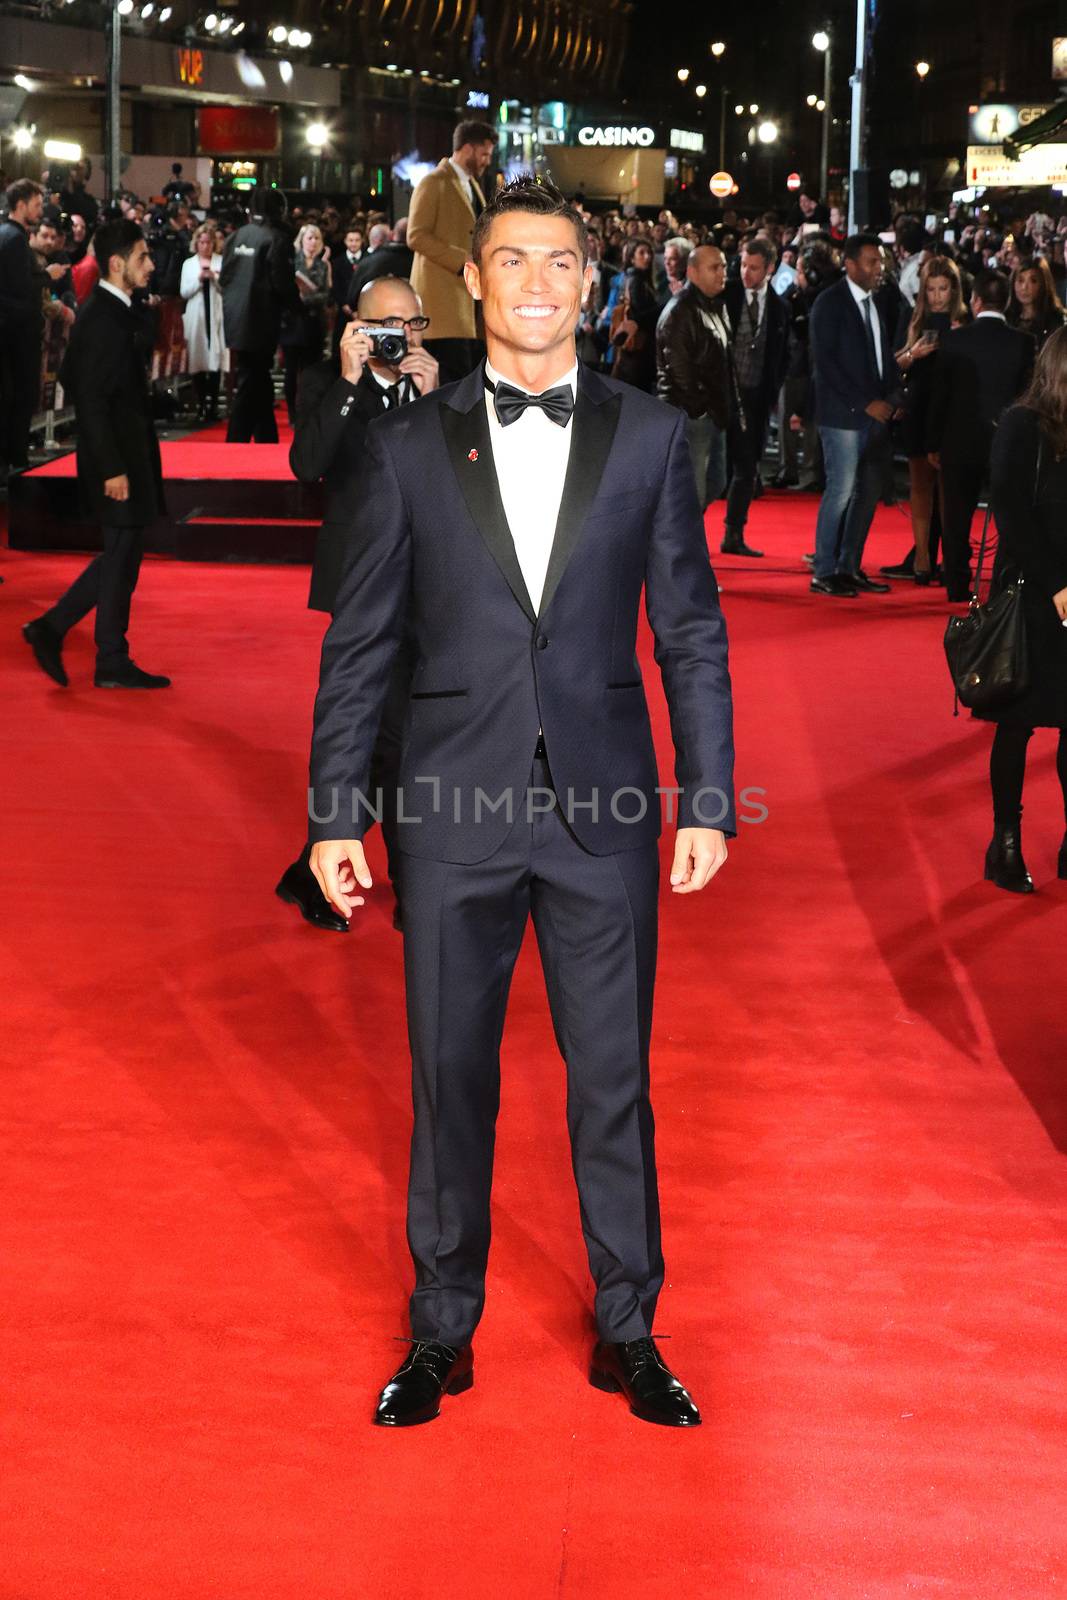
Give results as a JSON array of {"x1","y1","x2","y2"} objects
[{"x1": 536, "y1": 635, "x2": 548, "y2": 650}]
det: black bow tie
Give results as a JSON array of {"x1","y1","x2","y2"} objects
[{"x1": 489, "y1": 377, "x2": 575, "y2": 429}]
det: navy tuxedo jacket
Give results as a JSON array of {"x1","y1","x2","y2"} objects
[
  {"x1": 308, "y1": 361, "x2": 735, "y2": 864},
  {"x1": 810, "y1": 275, "x2": 899, "y2": 431}
]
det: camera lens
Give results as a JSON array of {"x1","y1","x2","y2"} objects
[{"x1": 378, "y1": 332, "x2": 407, "y2": 364}]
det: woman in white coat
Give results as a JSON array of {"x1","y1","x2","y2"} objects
[{"x1": 180, "y1": 223, "x2": 228, "y2": 422}]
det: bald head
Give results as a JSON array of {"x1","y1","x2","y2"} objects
[
  {"x1": 688, "y1": 244, "x2": 725, "y2": 299},
  {"x1": 358, "y1": 275, "x2": 421, "y2": 320}
]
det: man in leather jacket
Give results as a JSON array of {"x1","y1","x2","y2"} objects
[{"x1": 655, "y1": 244, "x2": 734, "y2": 507}]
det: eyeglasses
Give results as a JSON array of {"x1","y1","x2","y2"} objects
[{"x1": 359, "y1": 315, "x2": 430, "y2": 331}]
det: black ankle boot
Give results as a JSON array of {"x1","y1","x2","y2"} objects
[
  {"x1": 984, "y1": 814, "x2": 1035, "y2": 894},
  {"x1": 1058, "y1": 831, "x2": 1067, "y2": 881}
]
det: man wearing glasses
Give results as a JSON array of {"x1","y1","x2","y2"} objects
[{"x1": 277, "y1": 276, "x2": 438, "y2": 931}]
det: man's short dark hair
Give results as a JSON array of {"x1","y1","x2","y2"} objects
[
  {"x1": 897, "y1": 221, "x2": 927, "y2": 255},
  {"x1": 453, "y1": 120, "x2": 498, "y2": 152},
  {"x1": 741, "y1": 236, "x2": 776, "y2": 267},
  {"x1": 6, "y1": 178, "x2": 43, "y2": 213},
  {"x1": 92, "y1": 218, "x2": 144, "y2": 273},
  {"x1": 471, "y1": 174, "x2": 588, "y2": 266},
  {"x1": 171, "y1": 162, "x2": 183, "y2": 176},
  {"x1": 254, "y1": 185, "x2": 288, "y2": 223},
  {"x1": 843, "y1": 232, "x2": 882, "y2": 260},
  {"x1": 973, "y1": 268, "x2": 1010, "y2": 311}
]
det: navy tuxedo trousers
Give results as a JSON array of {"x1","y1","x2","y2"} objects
[{"x1": 399, "y1": 757, "x2": 663, "y2": 1348}]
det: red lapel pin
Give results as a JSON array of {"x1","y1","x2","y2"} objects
[{"x1": 467, "y1": 448, "x2": 479, "y2": 462}]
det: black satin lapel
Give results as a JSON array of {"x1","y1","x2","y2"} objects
[
  {"x1": 439, "y1": 399, "x2": 537, "y2": 623},
  {"x1": 538, "y1": 387, "x2": 622, "y2": 618}
]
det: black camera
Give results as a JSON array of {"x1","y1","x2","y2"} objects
[{"x1": 359, "y1": 326, "x2": 408, "y2": 365}]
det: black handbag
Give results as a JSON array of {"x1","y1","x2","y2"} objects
[{"x1": 943, "y1": 449, "x2": 1037, "y2": 712}]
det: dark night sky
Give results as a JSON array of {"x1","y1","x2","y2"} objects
[{"x1": 620, "y1": 0, "x2": 860, "y2": 195}]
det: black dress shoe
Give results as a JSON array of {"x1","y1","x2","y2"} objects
[
  {"x1": 848, "y1": 570, "x2": 891, "y2": 594},
  {"x1": 946, "y1": 587, "x2": 972, "y2": 604},
  {"x1": 373, "y1": 1340, "x2": 474, "y2": 1427},
  {"x1": 984, "y1": 817, "x2": 1034, "y2": 894},
  {"x1": 23, "y1": 618, "x2": 68, "y2": 686},
  {"x1": 94, "y1": 661, "x2": 171, "y2": 688},
  {"x1": 720, "y1": 538, "x2": 764, "y2": 558},
  {"x1": 810, "y1": 574, "x2": 858, "y2": 597},
  {"x1": 880, "y1": 560, "x2": 916, "y2": 580},
  {"x1": 276, "y1": 856, "x2": 350, "y2": 933},
  {"x1": 589, "y1": 1338, "x2": 701, "y2": 1427}
]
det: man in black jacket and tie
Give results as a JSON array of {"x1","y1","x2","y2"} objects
[
  {"x1": 308, "y1": 177, "x2": 734, "y2": 1431},
  {"x1": 719, "y1": 238, "x2": 790, "y2": 556},
  {"x1": 276, "y1": 275, "x2": 439, "y2": 931},
  {"x1": 23, "y1": 219, "x2": 169, "y2": 690},
  {"x1": 927, "y1": 269, "x2": 1034, "y2": 601},
  {"x1": 0, "y1": 179, "x2": 46, "y2": 487}
]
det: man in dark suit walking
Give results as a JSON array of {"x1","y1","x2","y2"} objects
[
  {"x1": 23, "y1": 219, "x2": 169, "y2": 690},
  {"x1": 719, "y1": 237, "x2": 790, "y2": 556},
  {"x1": 276, "y1": 275, "x2": 438, "y2": 932},
  {"x1": 308, "y1": 177, "x2": 735, "y2": 1430},
  {"x1": 809, "y1": 233, "x2": 902, "y2": 596},
  {"x1": 927, "y1": 269, "x2": 1034, "y2": 601},
  {"x1": 220, "y1": 187, "x2": 299, "y2": 443}
]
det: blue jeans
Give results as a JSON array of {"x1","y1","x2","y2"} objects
[{"x1": 813, "y1": 421, "x2": 892, "y2": 580}]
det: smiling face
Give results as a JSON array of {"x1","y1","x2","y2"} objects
[{"x1": 464, "y1": 209, "x2": 591, "y2": 365}]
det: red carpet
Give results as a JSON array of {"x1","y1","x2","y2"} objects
[
  {"x1": 26, "y1": 441, "x2": 296, "y2": 481},
  {"x1": 2, "y1": 494, "x2": 1066, "y2": 1598}
]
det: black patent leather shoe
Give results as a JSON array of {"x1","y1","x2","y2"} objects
[
  {"x1": 1059, "y1": 832, "x2": 1067, "y2": 881},
  {"x1": 720, "y1": 538, "x2": 764, "y2": 557},
  {"x1": 276, "y1": 856, "x2": 350, "y2": 932},
  {"x1": 589, "y1": 1338, "x2": 701, "y2": 1427},
  {"x1": 848, "y1": 569, "x2": 891, "y2": 594},
  {"x1": 373, "y1": 1340, "x2": 474, "y2": 1427},
  {"x1": 984, "y1": 819, "x2": 1034, "y2": 894},
  {"x1": 94, "y1": 661, "x2": 171, "y2": 688},
  {"x1": 23, "y1": 618, "x2": 68, "y2": 686},
  {"x1": 810, "y1": 574, "x2": 858, "y2": 597}
]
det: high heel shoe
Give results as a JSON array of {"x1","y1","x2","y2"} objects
[
  {"x1": 1058, "y1": 831, "x2": 1067, "y2": 880},
  {"x1": 984, "y1": 813, "x2": 1035, "y2": 894}
]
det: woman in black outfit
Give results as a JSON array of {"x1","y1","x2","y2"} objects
[
  {"x1": 894, "y1": 256, "x2": 969, "y2": 582},
  {"x1": 1008, "y1": 258, "x2": 1067, "y2": 353},
  {"x1": 280, "y1": 222, "x2": 331, "y2": 426},
  {"x1": 611, "y1": 239, "x2": 659, "y2": 392},
  {"x1": 980, "y1": 326, "x2": 1067, "y2": 892}
]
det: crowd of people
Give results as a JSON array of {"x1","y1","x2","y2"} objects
[{"x1": 4, "y1": 123, "x2": 1067, "y2": 891}]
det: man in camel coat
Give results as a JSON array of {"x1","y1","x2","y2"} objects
[{"x1": 407, "y1": 119, "x2": 496, "y2": 382}]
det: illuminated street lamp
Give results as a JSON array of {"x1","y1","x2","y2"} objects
[
  {"x1": 306, "y1": 122, "x2": 330, "y2": 148},
  {"x1": 695, "y1": 84, "x2": 707, "y2": 98},
  {"x1": 915, "y1": 60, "x2": 930, "y2": 78},
  {"x1": 757, "y1": 120, "x2": 778, "y2": 144},
  {"x1": 710, "y1": 41, "x2": 725, "y2": 58},
  {"x1": 677, "y1": 68, "x2": 690, "y2": 82},
  {"x1": 812, "y1": 28, "x2": 832, "y2": 200},
  {"x1": 806, "y1": 93, "x2": 818, "y2": 107},
  {"x1": 749, "y1": 103, "x2": 759, "y2": 115}
]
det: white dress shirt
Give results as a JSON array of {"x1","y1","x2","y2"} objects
[
  {"x1": 449, "y1": 155, "x2": 475, "y2": 209},
  {"x1": 846, "y1": 275, "x2": 884, "y2": 377},
  {"x1": 484, "y1": 357, "x2": 577, "y2": 614},
  {"x1": 99, "y1": 280, "x2": 132, "y2": 308}
]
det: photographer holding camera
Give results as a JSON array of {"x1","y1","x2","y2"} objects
[{"x1": 276, "y1": 274, "x2": 438, "y2": 931}]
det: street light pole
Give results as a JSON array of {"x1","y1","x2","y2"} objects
[
  {"x1": 719, "y1": 88, "x2": 727, "y2": 170},
  {"x1": 847, "y1": 0, "x2": 868, "y2": 232},
  {"x1": 105, "y1": 0, "x2": 122, "y2": 202},
  {"x1": 820, "y1": 38, "x2": 831, "y2": 199}
]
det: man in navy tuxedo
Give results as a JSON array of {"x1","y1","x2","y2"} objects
[
  {"x1": 307, "y1": 178, "x2": 735, "y2": 1430},
  {"x1": 809, "y1": 234, "x2": 902, "y2": 596}
]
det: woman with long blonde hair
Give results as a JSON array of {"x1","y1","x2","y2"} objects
[
  {"x1": 280, "y1": 222, "x2": 331, "y2": 425},
  {"x1": 893, "y1": 255, "x2": 968, "y2": 582}
]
